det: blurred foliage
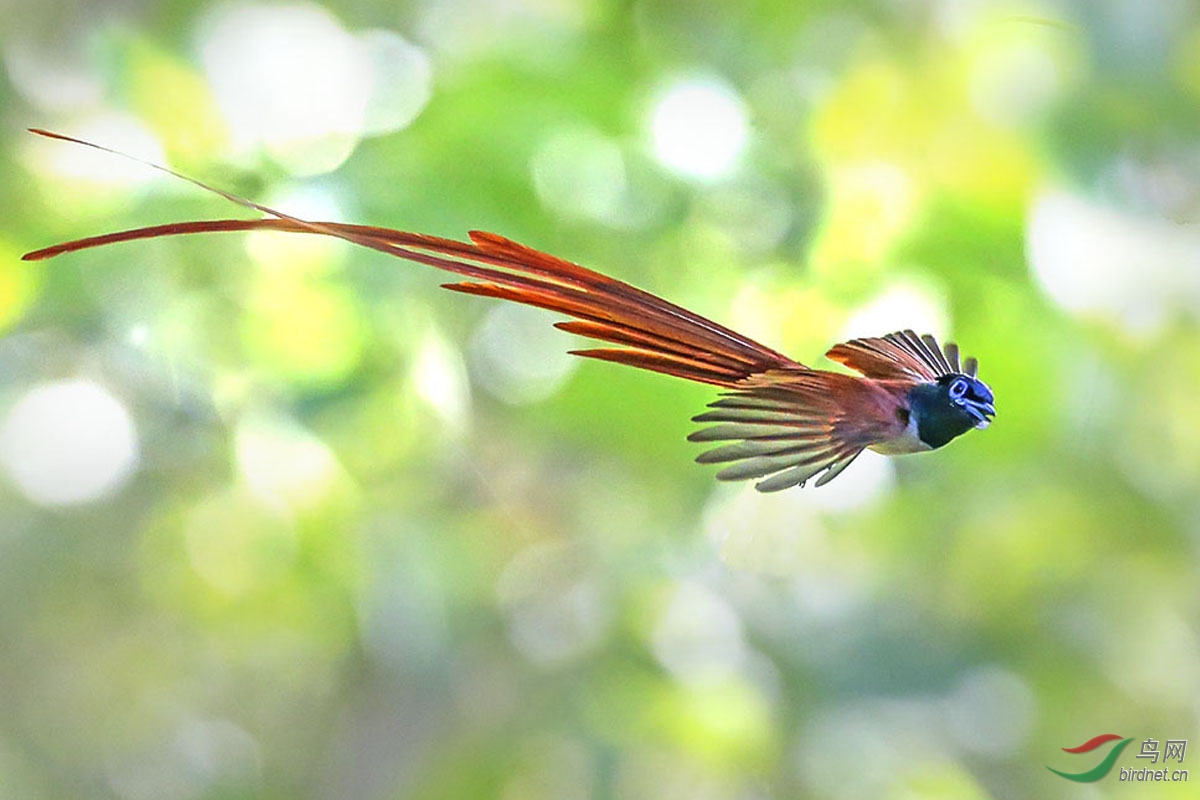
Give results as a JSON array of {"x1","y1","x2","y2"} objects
[{"x1": 1, "y1": 0, "x2": 1199, "y2": 798}]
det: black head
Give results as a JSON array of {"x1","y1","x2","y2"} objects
[{"x1": 909, "y1": 373, "x2": 996, "y2": 450}]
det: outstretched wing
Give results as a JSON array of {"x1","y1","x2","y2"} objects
[
  {"x1": 824, "y1": 329, "x2": 978, "y2": 382},
  {"x1": 687, "y1": 370, "x2": 909, "y2": 492}
]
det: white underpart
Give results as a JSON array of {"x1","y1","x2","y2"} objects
[{"x1": 868, "y1": 409, "x2": 930, "y2": 455}]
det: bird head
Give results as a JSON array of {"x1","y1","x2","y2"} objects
[{"x1": 909, "y1": 373, "x2": 996, "y2": 449}]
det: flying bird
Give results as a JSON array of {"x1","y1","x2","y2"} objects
[{"x1": 22, "y1": 129, "x2": 995, "y2": 491}]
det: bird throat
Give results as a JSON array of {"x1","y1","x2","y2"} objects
[{"x1": 909, "y1": 383, "x2": 975, "y2": 450}]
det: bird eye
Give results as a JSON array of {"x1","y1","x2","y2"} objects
[{"x1": 949, "y1": 378, "x2": 969, "y2": 399}]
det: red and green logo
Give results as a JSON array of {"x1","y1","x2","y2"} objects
[{"x1": 1047, "y1": 734, "x2": 1135, "y2": 782}]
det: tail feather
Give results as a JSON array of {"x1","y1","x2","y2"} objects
[
  {"x1": 564, "y1": 347, "x2": 753, "y2": 386},
  {"x1": 553, "y1": 320, "x2": 742, "y2": 367},
  {"x1": 21, "y1": 130, "x2": 800, "y2": 388},
  {"x1": 448, "y1": 230, "x2": 800, "y2": 384},
  {"x1": 26, "y1": 216, "x2": 802, "y2": 387}
]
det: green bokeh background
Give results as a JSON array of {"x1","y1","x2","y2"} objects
[{"x1": 1, "y1": 0, "x2": 1198, "y2": 798}]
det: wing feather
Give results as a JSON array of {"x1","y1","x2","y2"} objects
[
  {"x1": 943, "y1": 342, "x2": 962, "y2": 373},
  {"x1": 689, "y1": 371, "x2": 909, "y2": 491},
  {"x1": 696, "y1": 436, "x2": 831, "y2": 464},
  {"x1": 754, "y1": 447, "x2": 862, "y2": 492},
  {"x1": 715, "y1": 446, "x2": 841, "y2": 482},
  {"x1": 687, "y1": 423, "x2": 828, "y2": 442},
  {"x1": 825, "y1": 329, "x2": 976, "y2": 382},
  {"x1": 813, "y1": 451, "x2": 862, "y2": 487}
]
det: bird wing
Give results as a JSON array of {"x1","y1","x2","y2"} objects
[
  {"x1": 824, "y1": 329, "x2": 977, "y2": 381},
  {"x1": 688, "y1": 371, "x2": 909, "y2": 491}
]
